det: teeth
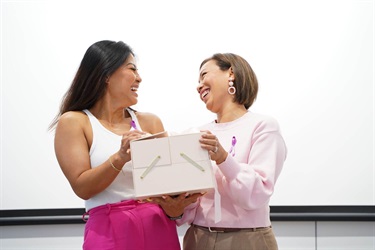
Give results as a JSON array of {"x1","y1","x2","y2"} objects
[
  {"x1": 131, "y1": 87, "x2": 138, "y2": 91},
  {"x1": 202, "y1": 89, "x2": 209, "y2": 98}
]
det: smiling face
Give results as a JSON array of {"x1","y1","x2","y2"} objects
[
  {"x1": 197, "y1": 59, "x2": 234, "y2": 113},
  {"x1": 107, "y1": 54, "x2": 141, "y2": 106}
]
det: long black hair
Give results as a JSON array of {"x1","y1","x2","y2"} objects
[{"x1": 49, "y1": 40, "x2": 134, "y2": 129}]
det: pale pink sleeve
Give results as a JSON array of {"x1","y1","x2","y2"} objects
[
  {"x1": 175, "y1": 200, "x2": 199, "y2": 226},
  {"x1": 218, "y1": 117, "x2": 287, "y2": 210}
]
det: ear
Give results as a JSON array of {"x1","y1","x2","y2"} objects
[{"x1": 229, "y1": 67, "x2": 235, "y2": 81}]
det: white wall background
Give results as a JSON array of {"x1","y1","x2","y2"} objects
[{"x1": 1, "y1": 0, "x2": 373, "y2": 210}]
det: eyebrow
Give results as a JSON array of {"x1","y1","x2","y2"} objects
[
  {"x1": 125, "y1": 63, "x2": 137, "y2": 68},
  {"x1": 199, "y1": 70, "x2": 206, "y2": 78},
  {"x1": 198, "y1": 72, "x2": 204, "y2": 83}
]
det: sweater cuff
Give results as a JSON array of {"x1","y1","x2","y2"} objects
[{"x1": 217, "y1": 154, "x2": 241, "y2": 180}]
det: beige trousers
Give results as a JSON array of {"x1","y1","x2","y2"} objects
[{"x1": 183, "y1": 225, "x2": 278, "y2": 250}]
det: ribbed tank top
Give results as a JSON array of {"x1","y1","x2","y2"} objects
[{"x1": 82, "y1": 108, "x2": 141, "y2": 211}]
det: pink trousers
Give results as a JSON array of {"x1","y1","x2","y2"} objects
[{"x1": 83, "y1": 200, "x2": 180, "y2": 250}]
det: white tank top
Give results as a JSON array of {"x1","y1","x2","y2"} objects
[{"x1": 83, "y1": 108, "x2": 141, "y2": 211}]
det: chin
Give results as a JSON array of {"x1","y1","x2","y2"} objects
[
  {"x1": 131, "y1": 98, "x2": 138, "y2": 105},
  {"x1": 205, "y1": 104, "x2": 214, "y2": 113}
]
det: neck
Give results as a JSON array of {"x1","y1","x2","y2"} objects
[
  {"x1": 216, "y1": 104, "x2": 247, "y2": 123},
  {"x1": 90, "y1": 101, "x2": 128, "y2": 125}
]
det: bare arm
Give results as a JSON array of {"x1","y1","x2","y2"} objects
[{"x1": 54, "y1": 111, "x2": 144, "y2": 200}]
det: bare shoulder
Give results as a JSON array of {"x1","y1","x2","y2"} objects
[
  {"x1": 136, "y1": 111, "x2": 164, "y2": 133},
  {"x1": 58, "y1": 111, "x2": 88, "y2": 125},
  {"x1": 55, "y1": 111, "x2": 91, "y2": 135},
  {"x1": 136, "y1": 111, "x2": 162, "y2": 122},
  {"x1": 55, "y1": 110, "x2": 93, "y2": 146}
]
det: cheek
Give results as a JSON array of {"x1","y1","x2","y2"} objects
[
  {"x1": 118, "y1": 74, "x2": 135, "y2": 87},
  {"x1": 127, "y1": 72, "x2": 137, "y2": 82},
  {"x1": 213, "y1": 80, "x2": 227, "y2": 95}
]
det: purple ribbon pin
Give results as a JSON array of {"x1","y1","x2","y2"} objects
[{"x1": 229, "y1": 136, "x2": 237, "y2": 156}]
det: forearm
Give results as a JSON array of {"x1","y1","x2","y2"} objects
[{"x1": 70, "y1": 153, "x2": 130, "y2": 200}]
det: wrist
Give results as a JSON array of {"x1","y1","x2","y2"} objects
[
  {"x1": 109, "y1": 153, "x2": 127, "y2": 172},
  {"x1": 116, "y1": 151, "x2": 131, "y2": 163},
  {"x1": 215, "y1": 152, "x2": 228, "y2": 165},
  {"x1": 109, "y1": 156, "x2": 121, "y2": 172},
  {"x1": 166, "y1": 213, "x2": 183, "y2": 220}
]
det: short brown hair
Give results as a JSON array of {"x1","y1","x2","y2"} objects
[{"x1": 200, "y1": 53, "x2": 258, "y2": 109}]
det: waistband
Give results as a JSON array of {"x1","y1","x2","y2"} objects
[
  {"x1": 82, "y1": 200, "x2": 152, "y2": 221},
  {"x1": 192, "y1": 224, "x2": 271, "y2": 233}
]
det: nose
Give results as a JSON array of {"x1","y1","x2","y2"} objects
[
  {"x1": 197, "y1": 82, "x2": 203, "y2": 93},
  {"x1": 134, "y1": 72, "x2": 142, "y2": 82}
]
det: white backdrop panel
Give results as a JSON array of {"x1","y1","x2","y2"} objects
[{"x1": 1, "y1": 0, "x2": 373, "y2": 209}]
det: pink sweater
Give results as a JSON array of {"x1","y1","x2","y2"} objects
[{"x1": 178, "y1": 111, "x2": 287, "y2": 228}]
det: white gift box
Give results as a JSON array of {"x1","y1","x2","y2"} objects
[{"x1": 130, "y1": 132, "x2": 215, "y2": 199}]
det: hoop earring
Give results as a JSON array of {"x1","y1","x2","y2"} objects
[{"x1": 228, "y1": 80, "x2": 236, "y2": 95}]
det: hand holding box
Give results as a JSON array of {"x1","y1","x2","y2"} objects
[{"x1": 130, "y1": 132, "x2": 215, "y2": 199}]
